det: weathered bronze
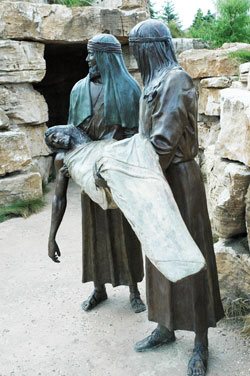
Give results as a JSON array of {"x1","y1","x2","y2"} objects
[
  {"x1": 129, "y1": 19, "x2": 224, "y2": 376},
  {"x1": 48, "y1": 34, "x2": 145, "y2": 314}
]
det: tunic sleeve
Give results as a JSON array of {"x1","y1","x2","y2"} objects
[{"x1": 150, "y1": 70, "x2": 194, "y2": 169}]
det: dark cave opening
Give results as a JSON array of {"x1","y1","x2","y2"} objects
[{"x1": 34, "y1": 43, "x2": 89, "y2": 128}]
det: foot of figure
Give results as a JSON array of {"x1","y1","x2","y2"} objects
[
  {"x1": 187, "y1": 344, "x2": 208, "y2": 376},
  {"x1": 81, "y1": 287, "x2": 108, "y2": 311},
  {"x1": 134, "y1": 325, "x2": 175, "y2": 352},
  {"x1": 130, "y1": 291, "x2": 146, "y2": 313}
]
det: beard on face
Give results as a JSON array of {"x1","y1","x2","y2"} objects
[{"x1": 89, "y1": 64, "x2": 101, "y2": 80}]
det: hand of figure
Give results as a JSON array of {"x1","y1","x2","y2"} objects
[
  {"x1": 48, "y1": 239, "x2": 61, "y2": 263},
  {"x1": 60, "y1": 164, "x2": 70, "y2": 178},
  {"x1": 93, "y1": 163, "x2": 108, "y2": 188}
]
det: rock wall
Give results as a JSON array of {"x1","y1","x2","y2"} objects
[
  {"x1": 179, "y1": 43, "x2": 250, "y2": 302},
  {"x1": 0, "y1": 1, "x2": 149, "y2": 206}
]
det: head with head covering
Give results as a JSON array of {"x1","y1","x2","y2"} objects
[
  {"x1": 86, "y1": 34, "x2": 141, "y2": 129},
  {"x1": 129, "y1": 19, "x2": 180, "y2": 87}
]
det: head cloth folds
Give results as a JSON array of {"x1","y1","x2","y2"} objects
[
  {"x1": 68, "y1": 34, "x2": 141, "y2": 129},
  {"x1": 87, "y1": 40, "x2": 122, "y2": 54}
]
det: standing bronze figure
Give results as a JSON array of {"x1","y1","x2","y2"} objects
[
  {"x1": 129, "y1": 19, "x2": 224, "y2": 375},
  {"x1": 48, "y1": 34, "x2": 145, "y2": 313}
]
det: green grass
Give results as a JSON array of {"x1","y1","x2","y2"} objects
[
  {"x1": 0, "y1": 198, "x2": 46, "y2": 223},
  {"x1": 227, "y1": 50, "x2": 250, "y2": 64},
  {"x1": 51, "y1": 0, "x2": 94, "y2": 7}
]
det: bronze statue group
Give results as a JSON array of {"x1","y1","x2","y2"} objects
[{"x1": 45, "y1": 19, "x2": 224, "y2": 376}]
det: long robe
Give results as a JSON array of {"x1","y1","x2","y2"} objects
[
  {"x1": 77, "y1": 79, "x2": 144, "y2": 286},
  {"x1": 140, "y1": 68, "x2": 224, "y2": 332}
]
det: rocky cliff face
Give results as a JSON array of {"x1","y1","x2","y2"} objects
[
  {"x1": 179, "y1": 43, "x2": 250, "y2": 302},
  {"x1": 0, "y1": 1, "x2": 148, "y2": 205}
]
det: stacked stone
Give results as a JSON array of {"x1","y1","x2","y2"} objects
[
  {"x1": 0, "y1": 40, "x2": 51, "y2": 206},
  {"x1": 179, "y1": 43, "x2": 250, "y2": 301},
  {"x1": 0, "y1": 1, "x2": 149, "y2": 208}
]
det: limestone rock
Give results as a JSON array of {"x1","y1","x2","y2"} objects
[
  {"x1": 179, "y1": 43, "x2": 250, "y2": 79},
  {"x1": 0, "y1": 84, "x2": 48, "y2": 125},
  {"x1": 231, "y1": 81, "x2": 247, "y2": 90},
  {"x1": 0, "y1": 172, "x2": 42, "y2": 206},
  {"x1": 0, "y1": 108, "x2": 9, "y2": 130},
  {"x1": 173, "y1": 38, "x2": 206, "y2": 56},
  {"x1": 94, "y1": 0, "x2": 149, "y2": 10},
  {"x1": 200, "y1": 77, "x2": 232, "y2": 88},
  {"x1": 239, "y1": 62, "x2": 250, "y2": 74},
  {"x1": 0, "y1": 2, "x2": 147, "y2": 43},
  {"x1": 198, "y1": 122, "x2": 220, "y2": 150},
  {"x1": 20, "y1": 124, "x2": 50, "y2": 157},
  {"x1": 215, "y1": 238, "x2": 250, "y2": 301},
  {"x1": 0, "y1": 40, "x2": 45, "y2": 83},
  {"x1": 216, "y1": 89, "x2": 250, "y2": 166},
  {"x1": 198, "y1": 88, "x2": 221, "y2": 116},
  {"x1": 247, "y1": 73, "x2": 250, "y2": 89},
  {"x1": 246, "y1": 186, "x2": 250, "y2": 249},
  {"x1": 24, "y1": 155, "x2": 53, "y2": 183},
  {"x1": 206, "y1": 153, "x2": 250, "y2": 238},
  {"x1": 0, "y1": 131, "x2": 31, "y2": 176}
]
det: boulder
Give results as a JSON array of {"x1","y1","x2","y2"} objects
[
  {"x1": 179, "y1": 43, "x2": 250, "y2": 79},
  {"x1": 0, "y1": 131, "x2": 31, "y2": 176},
  {"x1": 0, "y1": 172, "x2": 42, "y2": 206},
  {"x1": 0, "y1": 2, "x2": 147, "y2": 43},
  {"x1": 198, "y1": 122, "x2": 220, "y2": 150},
  {"x1": 246, "y1": 186, "x2": 250, "y2": 249},
  {"x1": 200, "y1": 76, "x2": 232, "y2": 88},
  {"x1": 0, "y1": 84, "x2": 48, "y2": 125},
  {"x1": 231, "y1": 81, "x2": 247, "y2": 90},
  {"x1": 248, "y1": 71, "x2": 250, "y2": 91},
  {"x1": 216, "y1": 89, "x2": 250, "y2": 166},
  {"x1": 19, "y1": 124, "x2": 50, "y2": 158},
  {"x1": 173, "y1": 38, "x2": 206, "y2": 56},
  {"x1": 205, "y1": 152, "x2": 250, "y2": 238},
  {"x1": 0, "y1": 40, "x2": 45, "y2": 84},
  {"x1": 215, "y1": 238, "x2": 250, "y2": 301},
  {"x1": 0, "y1": 108, "x2": 9, "y2": 130},
  {"x1": 94, "y1": 0, "x2": 149, "y2": 10},
  {"x1": 198, "y1": 88, "x2": 221, "y2": 116},
  {"x1": 24, "y1": 155, "x2": 53, "y2": 183}
]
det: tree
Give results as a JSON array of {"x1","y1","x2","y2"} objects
[
  {"x1": 189, "y1": 0, "x2": 250, "y2": 47},
  {"x1": 160, "y1": 1, "x2": 184, "y2": 37},
  {"x1": 149, "y1": 1, "x2": 157, "y2": 19},
  {"x1": 215, "y1": 0, "x2": 250, "y2": 45},
  {"x1": 161, "y1": 1, "x2": 180, "y2": 24},
  {"x1": 191, "y1": 8, "x2": 204, "y2": 29}
]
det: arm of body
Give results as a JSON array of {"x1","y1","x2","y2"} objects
[
  {"x1": 48, "y1": 153, "x2": 69, "y2": 263},
  {"x1": 150, "y1": 70, "x2": 194, "y2": 170}
]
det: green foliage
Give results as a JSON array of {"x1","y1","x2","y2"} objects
[
  {"x1": 149, "y1": 1, "x2": 157, "y2": 19},
  {"x1": 227, "y1": 49, "x2": 250, "y2": 64},
  {"x1": 189, "y1": 0, "x2": 250, "y2": 48},
  {"x1": 161, "y1": 1, "x2": 180, "y2": 24},
  {"x1": 0, "y1": 198, "x2": 45, "y2": 223},
  {"x1": 50, "y1": 0, "x2": 94, "y2": 7},
  {"x1": 168, "y1": 21, "x2": 184, "y2": 38},
  {"x1": 214, "y1": 0, "x2": 250, "y2": 46}
]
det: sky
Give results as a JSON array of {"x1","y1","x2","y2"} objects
[{"x1": 152, "y1": 0, "x2": 216, "y2": 29}]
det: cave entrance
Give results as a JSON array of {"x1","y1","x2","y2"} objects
[{"x1": 34, "y1": 43, "x2": 89, "y2": 128}]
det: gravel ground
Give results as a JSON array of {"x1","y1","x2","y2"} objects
[{"x1": 0, "y1": 181, "x2": 249, "y2": 376}]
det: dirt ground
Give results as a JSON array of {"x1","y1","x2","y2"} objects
[{"x1": 0, "y1": 181, "x2": 249, "y2": 376}]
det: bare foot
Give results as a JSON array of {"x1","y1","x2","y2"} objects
[
  {"x1": 187, "y1": 344, "x2": 208, "y2": 376},
  {"x1": 130, "y1": 292, "x2": 146, "y2": 313},
  {"x1": 81, "y1": 288, "x2": 108, "y2": 311}
]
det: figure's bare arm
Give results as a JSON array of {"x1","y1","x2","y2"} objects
[{"x1": 48, "y1": 153, "x2": 69, "y2": 263}]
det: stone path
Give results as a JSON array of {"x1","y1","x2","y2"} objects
[{"x1": 0, "y1": 182, "x2": 249, "y2": 376}]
